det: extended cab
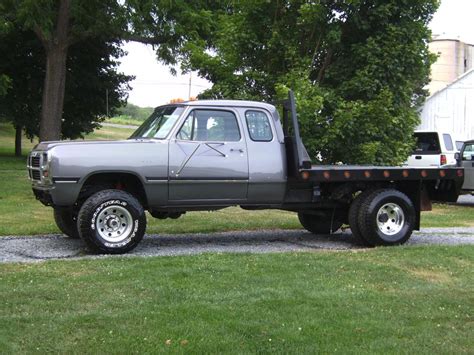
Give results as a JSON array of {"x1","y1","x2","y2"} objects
[{"x1": 28, "y1": 92, "x2": 465, "y2": 254}]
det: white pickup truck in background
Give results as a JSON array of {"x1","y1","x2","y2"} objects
[{"x1": 404, "y1": 130, "x2": 461, "y2": 168}]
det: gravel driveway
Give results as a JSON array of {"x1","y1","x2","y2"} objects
[{"x1": 1, "y1": 227, "x2": 474, "y2": 263}]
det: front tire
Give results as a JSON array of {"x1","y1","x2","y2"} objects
[
  {"x1": 77, "y1": 189, "x2": 146, "y2": 254},
  {"x1": 298, "y1": 212, "x2": 343, "y2": 234},
  {"x1": 358, "y1": 189, "x2": 415, "y2": 246},
  {"x1": 54, "y1": 208, "x2": 79, "y2": 239}
]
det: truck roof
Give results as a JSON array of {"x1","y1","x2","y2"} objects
[{"x1": 181, "y1": 100, "x2": 277, "y2": 112}]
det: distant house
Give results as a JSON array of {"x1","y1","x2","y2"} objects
[
  {"x1": 418, "y1": 36, "x2": 474, "y2": 142},
  {"x1": 419, "y1": 68, "x2": 474, "y2": 142}
]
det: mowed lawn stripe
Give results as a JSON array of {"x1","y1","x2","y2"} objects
[{"x1": 0, "y1": 246, "x2": 473, "y2": 353}]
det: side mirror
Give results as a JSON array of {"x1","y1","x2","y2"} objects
[{"x1": 454, "y1": 152, "x2": 462, "y2": 166}]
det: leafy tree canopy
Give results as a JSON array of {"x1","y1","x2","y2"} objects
[
  {"x1": 0, "y1": 3, "x2": 11, "y2": 96},
  {"x1": 0, "y1": 29, "x2": 131, "y2": 143},
  {"x1": 183, "y1": 0, "x2": 439, "y2": 165},
  {"x1": 0, "y1": 0, "x2": 220, "y2": 141}
]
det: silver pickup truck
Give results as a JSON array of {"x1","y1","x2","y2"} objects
[{"x1": 28, "y1": 92, "x2": 465, "y2": 254}]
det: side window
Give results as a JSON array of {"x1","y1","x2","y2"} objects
[
  {"x1": 177, "y1": 110, "x2": 241, "y2": 142},
  {"x1": 463, "y1": 144, "x2": 474, "y2": 160},
  {"x1": 245, "y1": 110, "x2": 273, "y2": 142},
  {"x1": 456, "y1": 141, "x2": 464, "y2": 151},
  {"x1": 177, "y1": 111, "x2": 195, "y2": 140},
  {"x1": 443, "y1": 134, "x2": 454, "y2": 151}
]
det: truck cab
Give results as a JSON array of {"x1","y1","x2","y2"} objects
[{"x1": 131, "y1": 101, "x2": 288, "y2": 205}]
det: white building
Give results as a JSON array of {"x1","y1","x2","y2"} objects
[{"x1": 418, "y1": 68, "x2": 474, "y2": 142}]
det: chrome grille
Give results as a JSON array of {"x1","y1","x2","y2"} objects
[
  {"x1": 28, "y1": 152, "x2": 43, "y2": 182},
  {"x1": 31, "y1": 156, "x2": 41, "y2": 168},
  {"x1": 31, "y1": 170, "x2": 41, "y2": 180}
]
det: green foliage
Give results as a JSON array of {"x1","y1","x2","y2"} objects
[
  {"x1": 117, "y1": 103, "x2": 154, "y2": 121},
  {"x1": 0, "y1": 75, "x2": 10, "y2": 96},
  {"x1": 0, "y1": 29, "x2": 131, "y2": 140},
  {"x1": 0, "y1": 0, "x2": 222, "y2": 141},
  {"x1": 184, "y1": 0, "x2": 438, "y2": 165},
  {"x1": 4, "y1": 0, "x2": 220, "y2": 66},
  {"x1": 0, "y1": 2, "x2": 11, "y2": 96}
]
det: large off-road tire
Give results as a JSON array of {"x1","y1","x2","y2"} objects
[
  {"x1": 358, "y1": 189, "x2": 416, "y2": 246},
  {"x1": 298, "y1": 212, "x2": 343, "y2": 234},
  {"x1": 348, "y1": 189, "x2": 376, "y2": 246},
  {"x1": 77, "y1": 189, "x2": 146, "y2": 254},
  {"x1": 54, "y1": 208, "x2": 80, "y2": 239}
]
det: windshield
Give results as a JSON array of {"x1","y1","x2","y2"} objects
[{"x1": 130, "y1": 106, "x2": 184, "y2": 139}]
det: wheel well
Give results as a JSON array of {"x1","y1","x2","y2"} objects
[{"x1": 79, "y1": 173, "x2": 148, "y2": 208}]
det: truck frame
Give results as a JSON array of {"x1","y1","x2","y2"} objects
[{"x1": 28, "y1": 91, "x2": 464, "y2": 254}]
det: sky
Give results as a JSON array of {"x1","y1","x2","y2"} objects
[
  {"x1": 118, "y1": 42, "x2": 212, "y2": 107},
  {"x1": 119, "y1": 0, "x2": 474, "y2": 107}
]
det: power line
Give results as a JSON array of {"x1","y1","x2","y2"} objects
[{"x1": 131, "y1": 81, "x2": 209, "y2": 88}]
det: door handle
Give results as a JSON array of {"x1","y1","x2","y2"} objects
[
  {"x1": 230, "y1": 148, "x2": 244, "y2": 153},
  {"x1": 415, "y1": 156, "x2": 422, "y2": 160}
]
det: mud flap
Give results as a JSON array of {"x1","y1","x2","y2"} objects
[
  {"x1": 426, "y1": 179, "x2": 462, "y2": 203},
  {"x1": 420, "y1": 186, "x2": 432, "y2": 211}
]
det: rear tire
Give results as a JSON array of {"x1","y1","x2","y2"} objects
[
  {"x1": 54, "y1": 208, "x2": 79, "y2": 239},
  {"x1": 348, "y1": 190, "x2": 375, "y2": 246},
  {"x1": 358, "y1": 189, "x2": 415, "y2": 246},
  {"x1": 298, "y1": 212, "x2": 343, "y2": 234},
  {"x1": 77, "y1": 189, "x2": 146, "y2": 254}
]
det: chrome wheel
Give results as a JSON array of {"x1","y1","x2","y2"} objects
[
  {"x1": 96, "y1": 205, "x2": 133, "y2": 243},
  {"x1": 376, "y1": 203, "x2": 405, "y2": 236}
]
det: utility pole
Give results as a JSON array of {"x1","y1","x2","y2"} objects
[
  {"x1": 188, "y1": 73, "x2": 192, "y2": 100},
  {"x1": 106, "y1": 89, "x2": 109, "y2": 117}
]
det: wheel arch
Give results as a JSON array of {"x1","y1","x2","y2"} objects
[{"x1": 78, "y1": 171, "x2": 149, "y2": 208}]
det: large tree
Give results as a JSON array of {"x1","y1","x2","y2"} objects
[
  {"x1": 1, "y1": 0, "x2": 217, "y2": 141},
  {"x1": 0, "y1": 2, "x2": 11, "y2": 96},
  {"x1": 183, "y1": 0, "x2": 438, "y2": 165},
  {"x1": 0, "y1": 29, "x2": 131, "y2": 155}
]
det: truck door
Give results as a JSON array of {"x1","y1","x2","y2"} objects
[
  {"x1": 168, "y1": 109, "x2": 249, "y2": 202},
  {"x1": 461, "y1": 142, "x2": 474, "y2": 190}
]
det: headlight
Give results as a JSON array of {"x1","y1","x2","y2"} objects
[{"x1": 41, "y1": 152, "x2": 53, "y2": 185}]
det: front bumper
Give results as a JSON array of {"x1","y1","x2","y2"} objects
[
  {"x1": 33, "y1": 187, "x2": 54, "y2": 206},
  {"x1": 31, "y1": 179, "x2": 82, "y2": 207}
]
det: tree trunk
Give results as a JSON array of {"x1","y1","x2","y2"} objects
[
  {"x1": 39, "y1": 46, "x2": 68, "y2": 141},
  {"x1": 15, "y1": 126, "x2": 22, "y2": 156},
  {"x1": 38, "y1": 0, "x2": 71, "y2": 142}
]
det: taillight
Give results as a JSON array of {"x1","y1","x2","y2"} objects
[{"x1": 440, "y1": 154, "x2": 447, "y2": 166}]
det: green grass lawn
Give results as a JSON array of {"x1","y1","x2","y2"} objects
[
  {"x1": 1, "y1": 246, "x2": 473, "y2": 353},
  {"x1": 0, "y1": 121, "x2": 473, "y2": 235}
]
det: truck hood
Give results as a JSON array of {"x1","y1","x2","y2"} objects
[
  {"x1": 32, "y1": 139, "x2": 169, "y2": 182},
  {"x1": 34, "y1": 139, "x2": 148, "y2": 151}
]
